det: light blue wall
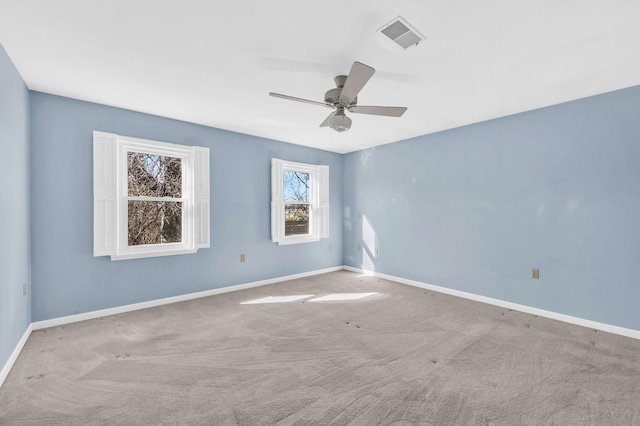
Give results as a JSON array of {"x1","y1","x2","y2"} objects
[
  {"x1": 7, "y1": 49, "x2": 640, "y2": 335},
  {"x1": 0, "y1": 44, "x2": 31, "y2": 368},
  {"x1": 343, "y1": 86, "x2": 640, "y2": 331},
  {"x1": 30, "y1": 92, "x2": 342, "y2": 321}
]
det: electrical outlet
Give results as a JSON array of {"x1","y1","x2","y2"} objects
[
  {"x1": 531, "y1": 268, "x2": 539, "y2": 279},
  {"x1": 23, "y1": 283, "x2": 27, "y2": 296},
  {"x1": 240, "y1": 254, "x2": 246, "y2": 263},
  {"x1": 358, "y1": 214, "x2": 362, "y2": 221},
  {"x1": 329, "y1": 245, "x2": 333, "y2": 251},
  {"x1": 357, "y1": 245, "x2": 362, "y2": 252},
  {"x1": 375, "y1": 248, "x2": 379, "y2": 255}
]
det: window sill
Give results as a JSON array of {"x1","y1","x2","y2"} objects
[
  {"x1": 110, "y1": 248, "x2": 198, "y2": 261},
  {"x1": 277, "y1": 236, "x2": 320, "y2": 246}
]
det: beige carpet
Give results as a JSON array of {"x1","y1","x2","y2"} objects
[{"x1": 1, "y1": 271, "x2": 640, "y2": 425}]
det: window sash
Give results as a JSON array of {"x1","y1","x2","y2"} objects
[
  {"x1": 272, "y1": 158, "x2": 328, "y2": 245},
  {"x1": 127, "y1": 199, "x2": 184, "y2": 246},
  {"x1": 284, "y1": 202, "x2": 311, "y2": 237},
  {"x1": 284, "y1": 167, "x2": 316, "y2": 241},
  {"x1": 283, "y1": 170, "x2": 310, "y2": 203},
  {"x1": 127, "y1": 151, "x2": 183, "y2": 198},
  {"x1": 117, "y1": 139, "x2": 193, "y2": 258}
]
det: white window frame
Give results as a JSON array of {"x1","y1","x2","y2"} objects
[
  {"x1": 271, "y1": 158, "x2": 329, "y2": 245},
  {"x1": 94, "y1": 131, "x2": 210, "y2": 261}
]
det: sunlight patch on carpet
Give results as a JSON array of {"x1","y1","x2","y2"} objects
[
  {"x1": 240, "y1": 295, "x2": 314, "y2": 305},
  {"x1": 308, "y1": 293, "x2": 379, "y2": 302}
]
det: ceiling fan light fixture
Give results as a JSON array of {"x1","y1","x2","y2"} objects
[{"x1": 328, "y1": 111, "x2": 352, "y2": 132}]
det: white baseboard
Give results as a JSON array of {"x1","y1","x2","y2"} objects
[
  {"x1": 0, "y1": 323, "x2": 32, "y2": 388},
  {"x1": 32, "y1": 266, "x2": 344, "y2": 331},
  {"x1": 343, "y1": 266, "x2": 640, "y2": 341}
]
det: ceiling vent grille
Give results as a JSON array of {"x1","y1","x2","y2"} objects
[{"x1": 378, "y1": 16, "x2": 425, "y2": 49}]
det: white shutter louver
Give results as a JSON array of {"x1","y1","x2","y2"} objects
[
  {"x1": 93, "y1": 131, "x2": 117, "y2": 256},
  {"x1": 318, "y1": 165, "x2": 330, "y2": 239},
  {"x1": 271, "y1": 159, "x2": 285, "y2": 242},
  {"x1": 193, "y1": 146, "x2": 210, "y2": 248}
]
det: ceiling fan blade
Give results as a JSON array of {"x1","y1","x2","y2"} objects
[
  {"x1": 349, "y1": 105, "x2": 407, "y2": 117},
  {"x1": 319, "y1": 112, "x2": 333, "y2": 127},
  {"x1": 339, "y1": 62, "x2": 375, "y2": 105},
  {"x1": 269, "y1": 92, "x2": 334, "y2": 109}
]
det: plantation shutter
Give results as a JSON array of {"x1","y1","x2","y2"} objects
[
  {"x1": 93, "y1": 131, "x2": 117, "y2": 256},
  {"x1": 271, "y1": 159, "x2": 285, "y2": 242},
  {"x1": 318, "y1": 165, "x2": 330, "y2": 239},
  {"x1": 193, "y1": 146, "x2": 210, "y2": 248}
]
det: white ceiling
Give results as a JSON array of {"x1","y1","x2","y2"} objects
[{"x1": 1, "y1": 0, "x2": 639, "y2": 153}]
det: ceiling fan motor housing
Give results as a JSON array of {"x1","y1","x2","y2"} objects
[{"x1": 324, "y1": 75, "x2": 357, "y2": 107}]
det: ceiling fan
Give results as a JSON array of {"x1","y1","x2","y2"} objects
[{"x1": 269, "y1": 61, "x2": 407, "y2": 132}]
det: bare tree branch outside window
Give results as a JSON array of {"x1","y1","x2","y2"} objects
[{"x1": 127, "y1": 152, "x2": 182, "y2": 246}]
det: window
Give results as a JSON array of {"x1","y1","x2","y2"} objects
[
  {"x1": 93, "y1": 131, "x2": 210, "y2": 260},
  {"x1": 271, "y1": 158, "x2": 329, "y2": 245},
  {"x1": 284, "y1": 170, "x2": 310, "y2": 236}
]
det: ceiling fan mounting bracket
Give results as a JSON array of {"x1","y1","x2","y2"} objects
[{"x1": 334, "y1": 75, "x2": 347, "y2": 88}]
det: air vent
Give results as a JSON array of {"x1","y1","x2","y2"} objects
[{"x1": 378, "y1": 16, "x2": 426, "y2": 49}]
